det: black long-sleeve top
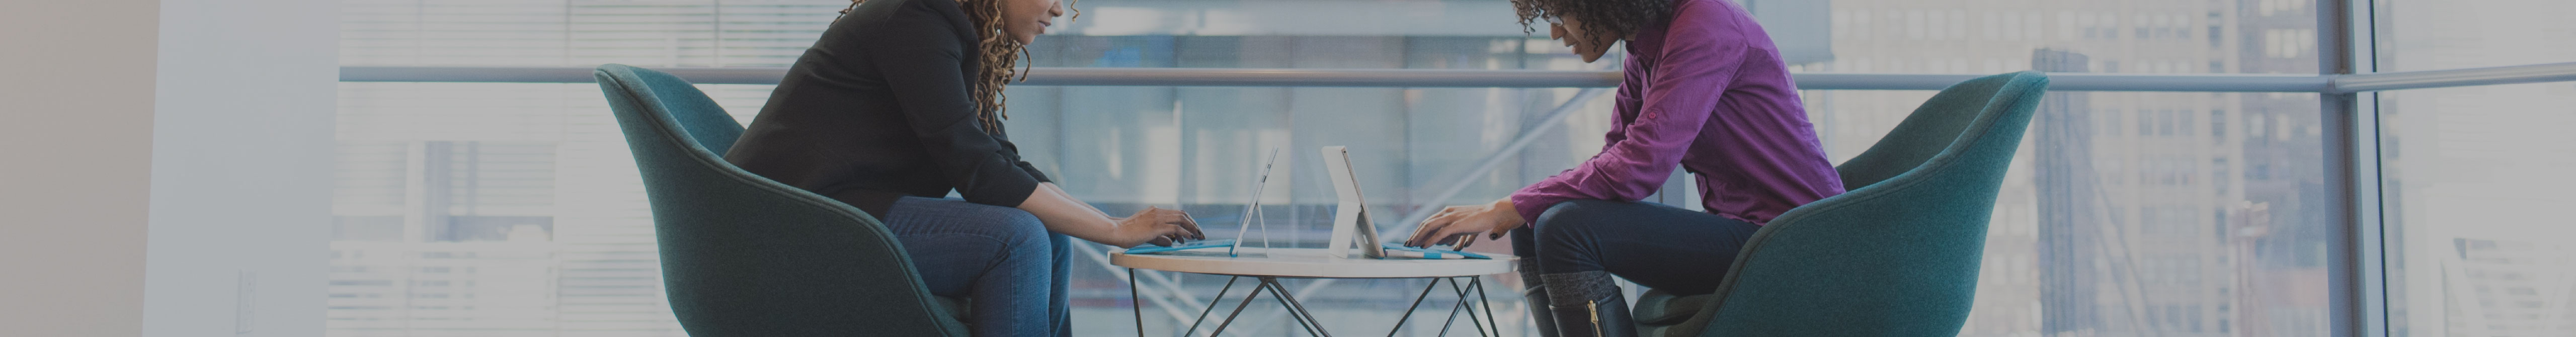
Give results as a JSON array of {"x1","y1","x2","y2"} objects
[{"x1": 724, "y1": 0, "x2": 1051, "y2": 221}]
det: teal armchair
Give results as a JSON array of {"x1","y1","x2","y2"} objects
[
  {"x1": 595, "y1": 64, "x2": 971, "y2": 336},
  {"x1": 1632, "y1": 71, "x2": 2050, "y2": 336}
]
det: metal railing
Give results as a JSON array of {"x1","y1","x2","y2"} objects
[
  {"x1": 341, "y1": 62, "x2": 2576, "y2": 93},
  {"x1": 2332, "y1": 62, "x2": 2576, "y2": 92}
]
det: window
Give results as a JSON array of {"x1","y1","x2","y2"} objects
[
  {"x1": 2375, "y1": 1, "x2": 2576, "y2": 335},
  {"x1": 2378, "y1": 82, "x2": 2576, "y2": 335},
  {"x1": 333, "y1": 0, "x2": 2349, "y2": 335}
]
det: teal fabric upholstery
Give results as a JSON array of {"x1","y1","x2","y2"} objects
[
  {"x1": 1633, "y1": 71, "x2": 2050, "y2": 337},
  {"x1": 594, "y1": 63, "x2": 970, "y2": 336}
]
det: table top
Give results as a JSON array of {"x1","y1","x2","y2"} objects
[{"x1": 1110, "y1": 247, "x2": 1516, "y2": 278}]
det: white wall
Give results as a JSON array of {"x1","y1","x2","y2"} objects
[
  {"x1": 0, "y1": 1, "x2": 164, "y2": 336},
  {"x1": 0, "y1": 0, "x2": 335, "y2": 335},
  {"x1": 141, "y1": 0, "x2": 336, "y2": 335}
]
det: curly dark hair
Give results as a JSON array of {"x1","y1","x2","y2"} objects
[
  {"x1": 1509, "y1": 0, "x2": 1676, "y2": 39},
  {"x1": 840, "y1": 0, "x2": 1079, "y2": 133}
]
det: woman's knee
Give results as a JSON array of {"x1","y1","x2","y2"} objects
[
  {"x1": 914, "y1": 202, "x2": 1051, "y2": 257},
  {"x1": 1530, "y1": 199, "x2": 1624, "y2": 238},
  {"x1": 981, "y1": 208, "x2": 1051, "y2": 251}
]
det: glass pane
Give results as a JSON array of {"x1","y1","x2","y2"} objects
[
  {"x1": 328, "y1": 81, "x2": 769, "y2": 336},
  {"x1": 2381, "y1": 83, "x2": 2576, "y2": 336},
  {"x1": 2376, "y1": 2, "x2": 2576, "y2": 335},
  {"x1": 1793, "y1": 0, "x2": 2318, "y2": 74},
  {"x1": 1816, "y1": 90, "x2": 2333, "y2": 336},
  {"x1": 340, "y1": 0, "x2": 851, "y2": 67},
  {"x1": 2376, "y1": 0, "x2": 2576, "y2": 71},
  {"x1": 334, "y1": 0, "x2": 2336, "y2": 335},
  {"x1": 344, "y1": 0, "x2": 2321, "y2": 74},
  {"x1": 329, "y1": 83, "x2": 2337, "y2": 336}
]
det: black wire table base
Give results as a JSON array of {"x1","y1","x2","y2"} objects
[{"x1": 1130, "y1": 269, "x2": 1502, "y2": 337}]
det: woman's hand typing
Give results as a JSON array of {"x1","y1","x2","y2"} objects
[
  {"x1": 1403, "y1": 198, "x2": 1525, "y2": 249},
  {"x1": 1107, "y1": 206, "x2": 1205, "y2": 248}
]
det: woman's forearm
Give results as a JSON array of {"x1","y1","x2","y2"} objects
[
  {"x1": 1046, "y1": 183, "x2": 1114, "y2": 220},
  {"x1": 1016, "y1": 183, "x2": 1121, "y2": 244}
]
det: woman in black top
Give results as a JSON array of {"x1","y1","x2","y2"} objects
[{"x1": 725, "y1": 0, "x2": 1204, "y2": 335}]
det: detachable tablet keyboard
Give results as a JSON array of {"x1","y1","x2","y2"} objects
[
  {"x1": 1380, "y1": 244, "x2": 1491, "y2": 260},
  {"x1": 1121, "y1": 239, "x2": 1239, "y2": 255}
]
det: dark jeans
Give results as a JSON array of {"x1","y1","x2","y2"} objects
[
  {"x1": 1510, "y1": 199, "x2": 1765, "y2": 295},
  {"x1": 881, "y1": 197, "x2": 1073, "y2": 337}
]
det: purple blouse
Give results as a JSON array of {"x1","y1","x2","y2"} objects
[{"x1": 1508, "y1": 0, "x2": 1844, "y2": 225}]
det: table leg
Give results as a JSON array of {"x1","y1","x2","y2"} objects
[
  {"x1": 1437, "y1": 278, "x2": 1472, "y2": 337},
  {"x1": 1145, "y1": 275, "x2": 1504, "y2": 337},
  {"x1": 1471, "y1": 277, "x2": 1501, "y2": 337},
  {"x1": 1443, "y1": 277, "x2": 1495, "y2": 337},
  {"x1": 1435, "y1": 281, "x2": 1475, "y2": 337},
  {"x1": 1181, "y1": 276, "x2": 1242, "y2": 337},
  {"x1": 1259, "y1": 278, "x2": 1332, "y2": 337},
  {"x1": 1207, "y1": 279, "x2": 1269, "y2": 336},
  {"x1": 1387, "y1": 277, "x2": 1447, "y2": 337},
  {"x1": 1131, "y1": 269, "x2": 1143, "y2": 337}
]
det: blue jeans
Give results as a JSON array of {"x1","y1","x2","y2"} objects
[
  {"x1": 1510, "y1": 199, "x2": 1765, "y2": 295},
  {"x1": 882, "y1": 197, "x2": 1073, "y2": 337}
]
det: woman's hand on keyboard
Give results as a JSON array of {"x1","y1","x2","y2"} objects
[
  {"x1": 1110, "y1": 206, "x2": 1206, "y2": 248},
  {"x1": 1404, "y1": 198, "x2": 1525, "y2": 249}
]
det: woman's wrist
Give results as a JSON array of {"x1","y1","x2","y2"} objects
[{"x1": 1490, "y1": 198, "x2": 1526, "y2": 230}]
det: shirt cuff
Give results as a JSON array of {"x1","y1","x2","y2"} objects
[
  {"x1": 1016, "y1": 161, "x2": 1053, "y2": 183},
  {"x1": 960, "y1": 168, "x2": 1040, "y2": 208}
]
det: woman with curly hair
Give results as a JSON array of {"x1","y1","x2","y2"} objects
[
  {"x1": 1403, "y1": 0, "x2": 1845, "y2": 335},
  {"x1": 723, "y1": 0, "x2": 1203, "y2": 335}
]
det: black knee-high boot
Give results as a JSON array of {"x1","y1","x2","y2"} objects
[
  {"x1": 1519, "y1": 260, "x2": 1561, "y2": 337},
  {"x1": 1541, "y1": 271, "x2": 1636, "y2": 337}
]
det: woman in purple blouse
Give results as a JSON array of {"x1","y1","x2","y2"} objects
[{"x1": 1401, "y1": 0, "x2": 1845, "y2": 335}]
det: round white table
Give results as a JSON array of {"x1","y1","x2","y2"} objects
[{"x1": 1111, "y1": 247, "x2": 1518, "y2": 336}]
